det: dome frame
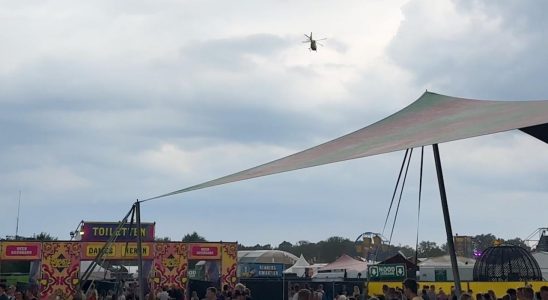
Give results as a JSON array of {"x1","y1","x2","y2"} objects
[{"x1": 473, "y1": 245, "x2": 542, "y2": 281}]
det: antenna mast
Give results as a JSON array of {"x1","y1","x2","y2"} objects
[{"x1": 16, "y1": 190, "x2": 21, "y2": 239}]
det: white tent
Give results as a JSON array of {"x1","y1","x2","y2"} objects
[
  {"x1": 283, "y1": 254, "x2": 310, "y2": 277},
  {"x1": 80, "y1": 261, "x2": 112, "y2": 280},
  {"x1": 532, "y1": 251, "x2": 548, "y2": 280},
  {"x1": 418, "y1": 255, "x2": 475, "y2": 281}
]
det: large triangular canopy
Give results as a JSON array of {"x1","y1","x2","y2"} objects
[{"x1": 145, "y1": 91, "x2": 548, "y2": 201}]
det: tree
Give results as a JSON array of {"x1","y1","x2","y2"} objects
[
  {"x1": 182, "y1": 232, "x2": 206, "y2": 242},
  {"x1": 239, "y1": 243, "x2": 272, "y2": 250},
  {"x1": 278, "y1": 241, "x2": 293, "y2": 252},
  {"x1": 472, "y1": 234, "x2": 497, "y2": 252},
  {"x1": 33, "y1": 232, "x2": 57, "y2": 241},
  {"x1": 417, "y1": 241, "x2": 444, "y2": 257},
  {"x1": 504, "y1": 237, "x2": 530, "y2": 250},
  {"x1": 155, "y1": 237, "x2": 171, "y2": 241}
]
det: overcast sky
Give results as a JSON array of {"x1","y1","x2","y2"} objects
[{"x1": 1, "y1": 0, "x2": 547, "y2": 250}]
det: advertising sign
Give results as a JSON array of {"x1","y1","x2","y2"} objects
[
  {"x1": 80, "y1": 222, "x2": 155, "y2": 242},
  {"x1": 81, "y1": 242, "x2": 154, "y2": 260},
  {"x1": 239, "y1": 263, "x2": 284, "y2": 278},
  {"x1": 188, "y1": 244, "x2": 221, "y2": 260},
  {"x1": 368, "y1": 264, "x2": 406, "y2": 281},
  {"x1": 0, "y1": 242, "x2": 42, "y2": 260}
]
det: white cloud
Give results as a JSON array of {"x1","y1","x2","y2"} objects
[{"x1": 0, "y1": 0, "x2": 546, "y2": 247}]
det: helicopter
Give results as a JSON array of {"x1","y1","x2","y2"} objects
[{"x1": 303, "y1": 32, "x2": 326, "y2": 51}]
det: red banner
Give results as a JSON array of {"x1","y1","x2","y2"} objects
[
  {"x1": 188, "y1": 244, "x2": 221, "y2": 260},
  {"x1": 0, "y1": 242, "x2": 41, "y2": 260}
]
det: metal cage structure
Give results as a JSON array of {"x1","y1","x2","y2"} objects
[{"x1": 473, "y1": 245, "x2": 542, "y2": 281}]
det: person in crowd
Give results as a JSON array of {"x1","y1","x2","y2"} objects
[
  {"x1": 243, "y1": 287, "x2": 252, "y2": 300},
  {"x1": 459, "y1": 294, "x2": 472, "y2": 300},
  {"x1": 292, "y1": 284, "x2": 301, "y2": 300},
  {"x1": 13, "y1": 291, "x2": 23, "y2": 300},
  {"x1": 437, "y1": 288, "x2": 448, "y2": 300},
  {"x1": 475, "y1": 293, "x2": 484, "y2": 300},
  {"x1": 0, "y1": 284, "x2": 8, "y2": 300},
  {"x1": 353, "y1": 286, "x2": 361, "y2": 300},
  {"x1": 156, "y1": 286, "x2": 169, "y2": 300},
  {"x1": 204, "y1": 287, "x2": 217, "y2": 300},
  {"x1": 25, "y1": 288, "x2": 39, "y2": 300},
  {"x1": 190, "y1": 291, "x2": 199, "y2": 300},
  {"x1": 383, "y1": 285, "x2": 390, "y2": 300},
  {"x1": 507, "y1": 289, "x2": 517, "y2": 300},
  {"x1": 487, "y1": 290, "x2": 496, "y2": 300},
  {"x1": 387, "y1": 288, "x2": 397, "y2": 300},
  {"x1": 402, "y1": 279, "x2": 422, "y2": 300},
  {"x1": 6, "y1": 285, "x2": 16, "y2": 300},
  {"x1": 233, "y1": 290, "x2": 247, "y2": 300},
  {"x1": 428, "y1": 286, "x2": 436, "y2": 300},
  {"x1": 296, "y1": 289, "x2": 311, "y2": 300},
  {"x1": 220, "y1": 284, "x2": 232, "y2": 300},
  {"x1": 540, "y1": 286, "x2": 548, "y2": 300},
  {"x1": 313, "y1": 284, "x2": 325, "y2": 300},
  {"x1": 517, "y1": 287, "x2": 534, "y2": 300},
  {"x1": 86, "y1": 284, "x2": 98, "y2": 300}
]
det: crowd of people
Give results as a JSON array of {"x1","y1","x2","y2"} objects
[
  {"x1": 286, "y1": 280, "x2": 548, "y2": 300},
  {"x1": 188, "y1": 283, "x2": 252, "y2": 300},
  {"x1": 2, "y1": 280, "x2": 548, "y2": 300},
  {"x1": 375, "y1": 281, "x2": 548, "y2": 300}
]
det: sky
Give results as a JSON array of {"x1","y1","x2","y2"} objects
[{"x1": 1, "y1": 0, "x2": 547, "y2": 250}]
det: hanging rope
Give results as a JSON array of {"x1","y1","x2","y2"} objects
[
  {"x1": 415, "y1": 146, "x2": 424, "y2": 264},
  {"x1": 372, "y1": 149, "x2": 411, "y2": 264},
  {"x1": 388, "y1": 148, "x2": 413, "y2": 245},
  {"x1": 381, "y1": 149, "x2": 410, "y2": 237}
]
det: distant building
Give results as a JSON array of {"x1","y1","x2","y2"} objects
[
  {"x1": 418, "y1": 255, "x2": 475, "y2": 281},
  {"x1": 453, "y1": 235, "x2": 473, "y2": 257}
]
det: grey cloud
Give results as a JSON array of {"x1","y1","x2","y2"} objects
[
  {"x1": 180, "y1": 34, "x2": 292, "y2": 71},
  {"x1": 387, "y1": 0, "x2": 548, "y2": 99}
]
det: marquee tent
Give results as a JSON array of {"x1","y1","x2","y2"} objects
[
  {"x1": 283, "y1": 254, "x2": 310, "y2": 277},
  {"x1": 315, "y1": 254, "x2": 367, "y2": 279},
  {"x1": 145, "y1": 91, "x2": 548, "y2": 201}
]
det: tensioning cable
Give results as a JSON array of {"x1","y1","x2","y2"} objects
[
  {"x1": 415, "y1": 146, "x2": 424, "y2": 263},
  {"x1": 388, "y1": 148, "x2": 413, "y2": 245},
  {"x1": 380, "y1": 149, "x2": 410, "y2": 237}
]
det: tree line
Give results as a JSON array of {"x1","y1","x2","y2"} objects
[
  {"x1": 5, "y1": 231, "x2": 530, "y2": 263},
  {"x1": 175, "y1": 232, "x2": 531, "y2": 263}
]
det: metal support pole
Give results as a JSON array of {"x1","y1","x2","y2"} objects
[
  {"x1": 136, "y1": 201, "x2": 146, "y2": 300},
  {"x1": 432, "y1": 144, "x2": 462, "y2": 296}
]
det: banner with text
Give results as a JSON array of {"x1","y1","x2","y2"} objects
[
  {"x1": 239, "y1": 263, "x2": 284, "y2": 278},
  {"x1": 188, "y1": 243, "x2": 221, "y2": 260},
  {"x1": 81, "y1": 242, "x2": 154, "y2": 260},
  {"x1": 0, "y1": 241, "x2": 42, "y2": 260},
  {"x1": 80, "y1": 222, "x2": 155, "y2": 242}
]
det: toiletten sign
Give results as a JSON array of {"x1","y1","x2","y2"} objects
[{"x1": 81, "y1": 222, "x2": 155, "y2": 242}]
